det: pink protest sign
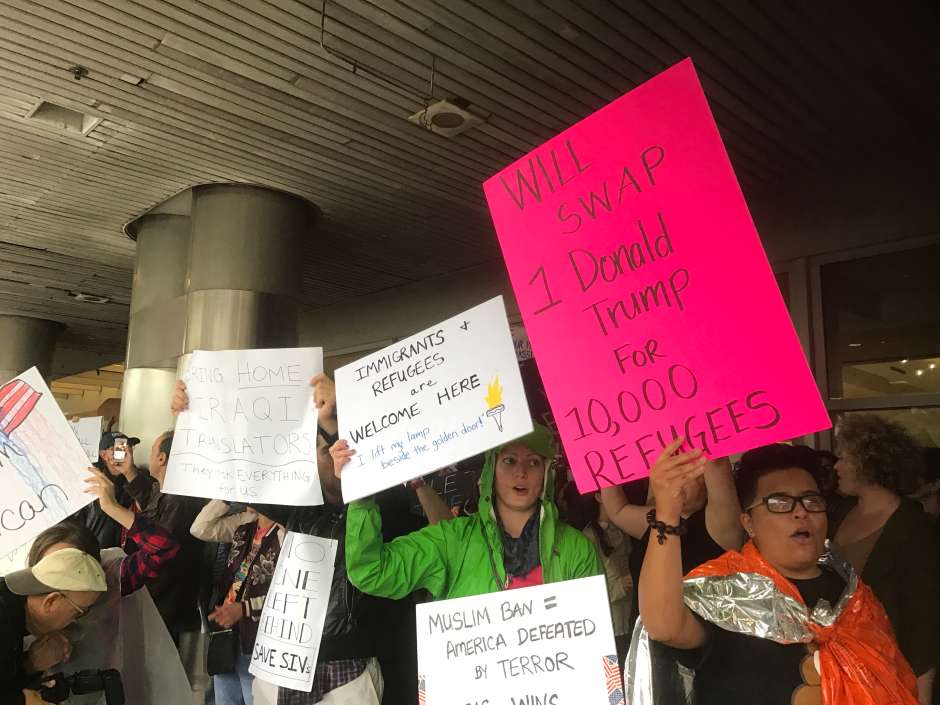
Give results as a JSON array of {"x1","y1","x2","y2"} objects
[{"x1": 483, "y1": 59, "x2": 831, "y2": 492}]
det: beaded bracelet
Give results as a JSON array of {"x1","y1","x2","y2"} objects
[{"x1": 646, "y1": 509, "x2": 688, "y2": 545}]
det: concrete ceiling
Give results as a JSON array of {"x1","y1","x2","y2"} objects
[{"x1": 0, "y1": 0, "x2": 938, "y2": 369}]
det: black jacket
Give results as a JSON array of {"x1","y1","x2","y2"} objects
[
  {"x1": 71, "y1": 461, "x2": 135, "y2": 549},
  {"x1": 124, "y1": 471, "x2": 207, "y2": 635},
  {"x1": 829, "y1": 497, "x2": 940, "y2": 675},
  {"x1": 0, "y1": 579, "x2": 29, "y2": 705},
  {"x1": 257, "y1": 485, "x2": 423, "y2": 703}
]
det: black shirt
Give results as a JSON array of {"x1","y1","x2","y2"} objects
[
  {"x1": 828, "y1": 497, "x2": 940, "y2": 675},
  {"x1": 71, "y1": 462, "x2": 135, "y2": 549},
  {"x1": 629, "y1": 507, "x2": 725, "y2": 628},
  {"x1": 124, "y1": 471, "x2": 207, "y2": 636},
  {"x1": 257, "y1": 485, "x2": 425, "y2": 705},
  {"x1": 0, "y1": 578, "x2": 28, "y2": 705},
  {"x1": 672, "y1": 567, "x2": 845, "y2": 705}
]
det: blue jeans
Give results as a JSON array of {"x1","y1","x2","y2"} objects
[{"x1": 214, "y1": 652, "x2": 254, "y2": 705}]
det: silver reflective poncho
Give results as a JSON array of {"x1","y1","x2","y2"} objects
[{"x1": 624, "y1": 549, "x2": 858, "y2": 705}]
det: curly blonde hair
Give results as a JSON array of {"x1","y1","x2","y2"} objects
[{"x1": 835, "y1": 414, "x2": 924, "y2": 495}]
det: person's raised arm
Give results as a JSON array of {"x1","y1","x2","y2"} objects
[
  {"x1": 85, "y1": 467, "x2": 135, "y2": 529},
  {"x1": 410, "y1": 476, "x2": 455, "y2": 526},
  {"x1": 600, "y1": 484, "x2": 650, "y2": 539},
  {"x1": 311, "y1": 373, "x2": 337, "y2": 437},
  {"x1": 332, "y1": 440, "x2": 450, "y2": 599},
  {"x1": 703, "y1": 457, "x2": 745, "y2": 551},
  {"x1": 639, "y1": 439, "x2": 708, "y2": 649},
  {"x1": 170, "y1": 379, "x2": 188, "y2": 416}
]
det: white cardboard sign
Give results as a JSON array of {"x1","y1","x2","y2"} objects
[
  {"x1": 70, "y1": 416, "x2": 102, "y2": 463},
  {"x1": 335, "y1": 297, "x2": 532, "y2": 503},
  {"x1": 249, "y1": 532, "x2": 337, "y2": 692},
  {"x1": 164, "y1": 347, "x2": 324, "y2": 505},
  {"x1": 0, "y1": 367, "x2": 96, "y2": 556},
  {"x1": 416, "y1": 575, "x2": 624, "y2": 705}
]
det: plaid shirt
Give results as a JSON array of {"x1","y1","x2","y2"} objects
[
  {"x1": 276, "y1": 659, "x2": 368, "y2": 705},
  {"x1": 119, "y1": 513, "x2": 180, "y2": 597}
]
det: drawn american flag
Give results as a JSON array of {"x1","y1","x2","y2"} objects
[
  {"x1": 604, "y1": 654, "x2": 625, "y2": 705},
  {"x1": 0, "y1": 379, "x2": 41, "y2": 438},
  {"x1": 417, "y1": 675, "x2": 426, "y2": 705}
]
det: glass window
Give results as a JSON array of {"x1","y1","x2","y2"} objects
[{"x1": 821, "y1": 243, "x2": 940, "y2": 399}]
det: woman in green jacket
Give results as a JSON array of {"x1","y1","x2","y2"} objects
[{"x1": 332, "y1": 423, "x2": 603, "y2": 600}]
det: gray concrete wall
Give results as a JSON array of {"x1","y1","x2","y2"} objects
[
  {"x1": 300, "y1": 165, "x2": 940, "y2": 365},
  {"x1": 299, "y1": 262, "x2": 519, "y2": 373}
]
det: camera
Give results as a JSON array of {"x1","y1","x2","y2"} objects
[
  {"x1": 112, "y1": 437, "x2": 127, "y2": 462},
  {"x1": 38, "y1": 669, "x2": 125, "y2": 705}
]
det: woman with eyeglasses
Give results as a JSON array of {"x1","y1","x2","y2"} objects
[
  {"x1": 829, "y1": 414, "x2": 938, "y2": 705},
  {"x1": 626, "y1": 441, "x2": 917, "y2": 705}
]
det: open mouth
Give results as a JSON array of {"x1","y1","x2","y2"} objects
[
  {"x1": 512, "y1": 485, "x2": 528, "y2": 496},
  {"x1": 790, "y1": 528, "x2": 813, "y2": 544}
]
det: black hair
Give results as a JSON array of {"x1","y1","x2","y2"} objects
[
  {"x1": 158, "y1": 431, "x2": 174, "y2": 458},
  {"x1": 28, "y1": 520, "x2": 102, "y2": 568},
  {"x1": 561, "y1": 484, "x2": 613, "y2": 556},
  {"x1": 735, "y1": 444, "x2": 823, "y2": 509},
  {"x1": 813, "y1": 449, "x2": 840, "y2": 497}
]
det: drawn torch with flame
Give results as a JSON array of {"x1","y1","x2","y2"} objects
[{"x1": 484, "y1": 376, "x2": 506, "y2": 432}]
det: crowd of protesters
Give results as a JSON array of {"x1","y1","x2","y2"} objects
[{"x1": 2, "y1": 368, "x2": 938, "y2": 705}]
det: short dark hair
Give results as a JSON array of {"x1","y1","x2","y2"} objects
[
  {"x1": 835, "y1": 414, "x2": 923, "y2": 494},
  {"x1": 28, "y1": 520, "x2": 102, "y2": 568},
  {"x1": 735, "y1": 444, "x2": 823, "y2": 508},
  {"x1": 158, "y1": 431, "x2": 174, "y2": 458}
]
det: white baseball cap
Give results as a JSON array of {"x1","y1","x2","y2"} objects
[{"x1": 5, "y1": 547, "x2": 107, "y2": 596}]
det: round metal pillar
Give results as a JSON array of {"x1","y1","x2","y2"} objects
[
  {"x1": 183, "y1": 184, "x2": 314, "y2": 353},
  {"x1": 125, "y1": 213, "x2": 190, "y2": 369},
  {"x1": 0, "y1": 315, "x2": 64, "y2": 383},
  {"x1": 120, "y1": 213, "x2": 191, "y2": 459}
]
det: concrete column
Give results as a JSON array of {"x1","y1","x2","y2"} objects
[
  {"x1": 0, "y1": 315, "x2": 64, "y2": 383},
  {"x1": 120, "y1": 213, "x2": 190, "y2": 459},
  {"x1": 182, "y1": 183, "x2": 315, "y2": 355},
  {"x1": 121, "y1": 185, "x2": 315, "y2": 460}
]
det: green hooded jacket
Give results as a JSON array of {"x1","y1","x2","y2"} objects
[{"x1": 345, "y1": 425, "x2": 604, "y2": 600}]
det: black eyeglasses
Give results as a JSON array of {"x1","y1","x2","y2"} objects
[{"x1": 745, "y1": 492, "x2": 828, "y2": 514}]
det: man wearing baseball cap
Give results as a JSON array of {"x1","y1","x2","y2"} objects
[
  {"x1": 73, "y1": 432, "x2": 141, "y2": 549},
  {"x1": 0, "y1": 548, "x2": 106, "y2": 705}
]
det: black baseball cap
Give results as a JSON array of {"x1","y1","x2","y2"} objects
[{"x1": 99, "y1": 431, "x2": 141, "y2": 452}]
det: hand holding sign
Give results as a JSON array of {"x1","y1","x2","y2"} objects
[
  {"x1": 310, "y1": 373, "x2": 336, "y2": 417},
  {"x1": 648, "y1": 439, "x2": 707, "y2": 523},
  {"x1": 249, "y1": 533, "x2": 337, "y2": 692},
  {"x1": 329, "y1": 440, "x2": 355, "y2": 479},
  {"x1": 170, "y1": 380, "x2": 189, "y2": 416},
  {"x1": 164, "y1": 347, "x2": 324, "y2": 505}
]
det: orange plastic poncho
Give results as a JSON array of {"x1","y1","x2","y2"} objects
[{"x1": 687, "y1": 542, "x2": 918, "y2": 705}]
